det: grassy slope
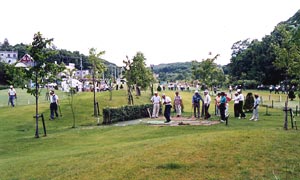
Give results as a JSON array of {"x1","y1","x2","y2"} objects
[{"x1": 0, "y1": 89, "x2": 299, "y2": 180}]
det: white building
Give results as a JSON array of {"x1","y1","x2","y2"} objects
[
  {"x1": 0, "y1": 51, "x2": 18, "y2": 64},
  {"x1": 75, "y1": 69, "x2": 90, "y2": 78}
]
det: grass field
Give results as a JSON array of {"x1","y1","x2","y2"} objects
[{"x1": 0, "y1": 88, "x2": 299, "y2": 180}]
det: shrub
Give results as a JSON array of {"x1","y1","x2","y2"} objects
[
  {"x1": 103, "y1": 104, "x2": 162, "y2": 124},
  {"x1": 157, "y1": 85, "x2": 162, "y2": 92},
  {"x1": 288, "y1": 90, "x2": 296, "y2": 101},
  {"x1": 243, "y1": 92, "x2": 254, "y2": 112}
]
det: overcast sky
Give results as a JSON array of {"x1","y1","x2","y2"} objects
[{"x1": 1, "y1": 0, "x2": 299, "y2": 66}]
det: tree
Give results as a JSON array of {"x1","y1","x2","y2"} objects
[
  {"x1": 192, "y1": 54, "x2": 225, "y2": 89},
  {"x1": 65, "y1": 68, "x2": 77, "y2": 128},
  {"x1": 0, "y1": 38, "x2": 12, "y2": 51},
  {"x1": 123, "y1": 52, "x2": 154, "y2": 97},
  {"x1": 13, "y1": 32, "x2": 65, "y2": 138},
  {"x1": 272, "y1": 24, "x2": 300, "y2": 82},
  {"x1": 88, "y1": 48, "x2": 106, "y2": 117}
]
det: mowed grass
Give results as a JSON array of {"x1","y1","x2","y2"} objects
[{"x1": 0, "y1": 88, "x2": 300, "y2": 180}]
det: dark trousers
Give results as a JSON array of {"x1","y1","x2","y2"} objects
[
  {"x1": 204, "y1": 104, "x2": 211, "y2": 119},
  {"x1": 50, "y1": 103, "x2": 59, "y2": 119},
  {"x1": 9, "y1": 95, "x2": 15, "y2": 107},
  {"x1": 220, "y1": 104, "x2": 226, "y2": 120},
  {"x1": 239, "y1": 101, "x2": 246, "y2": 118},
  {"x1": 194, "y1": 103, "x2": 200, "y2": 118},
  {"x1": 164, "y1": 104, "x2": 172, "y2": 122},
  {"x1": 234, "y1": 103, "x2": 239, "y2": 117}
]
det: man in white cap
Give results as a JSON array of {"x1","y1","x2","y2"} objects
[
  {"x1": 192, "y1": 90, "x2": 203, "y2": 118},
  {"x1": 203, "y1": 90, "x2": 211, "y2": 119},
  {"x1": 150, "y1": 91, "x2": 161, "y2": 118},
  {"x1": 8, "y1": 85, "x2": 17, "y2": 107}
]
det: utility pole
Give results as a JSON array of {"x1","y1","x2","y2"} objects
[{"x1": 80, "y1": 56, "x2": 83, "y2": 79}]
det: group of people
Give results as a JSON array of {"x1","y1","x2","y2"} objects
[
  {"x1": 151, "y1": 89, "x2": 261, "y2": 123},
  {"x1": 7, "y1": 85, "x2": 60, "y2": 120},
  {"x1": 8, "y1": 85, "x2": 261, "y2": 123},
  {"x1": 150, "y1": 90, "x2": 213, "y2": 123},
  {"x1": 151, "y1": 91, "x2": 183, "y2": 123}
]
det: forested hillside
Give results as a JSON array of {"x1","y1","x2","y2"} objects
[
  {"x1": 227, "y1": 10, "x2": 300, "y2": 86},
  {"x1": 152, "y1": 62, "x2": 193, "y2": 82}
]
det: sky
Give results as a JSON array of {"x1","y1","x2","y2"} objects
[{"x1": 1, "y1": 0, "x2": 300, "y2": 66}]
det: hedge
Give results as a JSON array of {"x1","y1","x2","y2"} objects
[{"x1": 102, "y1": 104, "x2": 162, "y2": 124}]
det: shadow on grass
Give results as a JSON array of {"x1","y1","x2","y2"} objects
[{"x1": 156, "y1": 162, "x2": 184, "y2": 170}]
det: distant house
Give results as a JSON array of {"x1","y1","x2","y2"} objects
[{"x1": 0, "y1": 51, "x2": 18, "y2": 64}]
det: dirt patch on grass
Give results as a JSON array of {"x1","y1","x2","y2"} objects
[{"x1": 146, "y1": 116, "x2": 220, "y2": 126}]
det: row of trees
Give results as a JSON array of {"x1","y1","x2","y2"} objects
[{"x1": 227, "y1": 10, "x2": 300, "y2": 88}]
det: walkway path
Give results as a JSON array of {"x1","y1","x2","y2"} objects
[{"x1": 112, "y1": 116, "x2": 220, "y2": 126}]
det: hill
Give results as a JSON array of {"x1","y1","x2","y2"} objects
[{"x1": 153, "y1": 61, "x2": 193, "y2": 82}]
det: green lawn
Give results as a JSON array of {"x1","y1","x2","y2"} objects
[{"x1": 0, "y1": 88, "x2": 299, "y2": 180}]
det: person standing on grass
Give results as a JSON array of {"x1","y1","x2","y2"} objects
[
  {"x1": 233, "y1": 92, "x2": 240, "y2": 118},
  {"x1": 225, "y1": 93, "x2": 231, "y2": 117},
  {"x1": 203, "y1": 90, "x2": 211, "y2": 119},
  {"x1": 250, "y1": 94, "x2": 260, "y2": 121},
  {"x1": 8, "y1": 85, "x2": 17, "y2": 107},
  {"x1": 192, "y1": 90, "x2": 203, "y2": 119},
  {"x1": 219, "y1": 92, "x2": 227, "y2": 123},
  {"x1": 174, "y1": 91, "x2": 182, "y2": 117},
  {"x1": 215, "y1": 92, "x2": 221, "y2": 116},
  {"x1": 150, "y1": 91, "x2": 161, "y2": 118},
  {"x1": 162, "y1": 94, "x2": 172, "y2": 123},
  {"x1": 49, "y1": 90, "x2": 59, "y2": 120},
  {"x1": 237, "y1": 89, "x2": 246, "y2": 119}
]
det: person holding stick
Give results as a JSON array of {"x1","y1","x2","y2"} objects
[
  {"x1": 49, "y1": 90, "x2": 59, "y2": 120},
  {"x1": 192, "y1": 90, "x2": 203, "y2": 119},
  {"x1": 162, "y1": 94, "x2": 172, "y2": 123}
]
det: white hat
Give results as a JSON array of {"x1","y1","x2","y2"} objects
[
  {"x1": 10, "y1": 85, "x2": 13, "y2": 88},
  {"x1": 194, "y1": 90, "x2": 198, "y2": 93},
  {"x1": 237, "y1": 89, "x2": 241, "y2": 93},
  {"x1": 204, "y1": 90, "x2": 209, "y2": 93},
  {"x1": 154, "y1": 91, "x2": 158, "y2": 94}
]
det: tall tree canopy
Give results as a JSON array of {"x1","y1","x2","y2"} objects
[
  {"x1": 123, "y1": 52, "x2": 154, "y2": 92},
  {"x1": 272, "y1": 24, "x2": 300, "y2": 81},
  {"x1": 228, "y1": 10, "x2": 300, "y2": 87},
  {"x1": 192, "y1": 54, "x2": 225, "y2": 89}
]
